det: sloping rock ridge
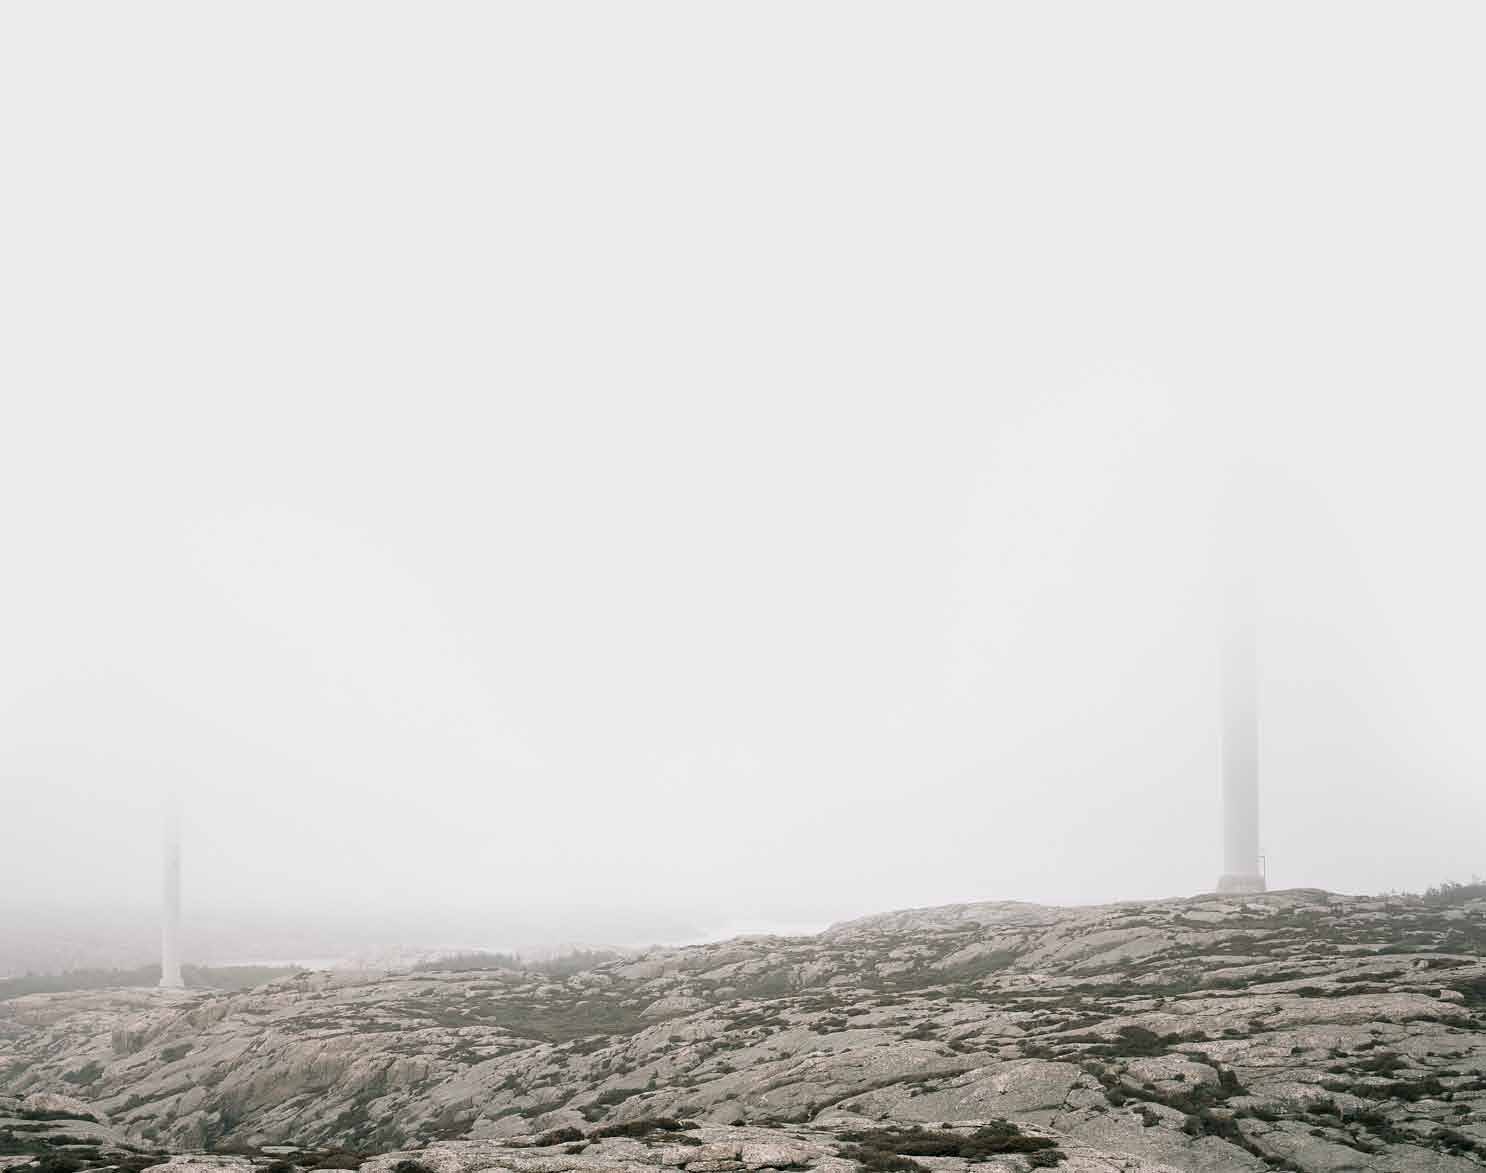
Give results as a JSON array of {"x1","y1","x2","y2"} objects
[{"x1": 3, "y1": 890, "x2": 1486, "y2": 1172}]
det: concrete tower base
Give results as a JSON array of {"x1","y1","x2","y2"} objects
[
  {"x1": 1216, "y1": 872, "x2": 1267, "y2": 895},
  {"x1": 160, "y1": 795, "x2": 185, "y2": 991}
]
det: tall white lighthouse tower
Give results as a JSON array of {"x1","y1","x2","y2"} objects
[{"x1": 159, "y1": 795, "x2": 185, "y2": 989}]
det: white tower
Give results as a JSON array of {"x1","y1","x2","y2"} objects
[
  {"x1": 1216, "y1": 489, "x2": 1265, "y2": 895},
  {"x1": 159, "y1": 796, "x2": 185, "y2": 989}
]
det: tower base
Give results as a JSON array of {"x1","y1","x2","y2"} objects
[{"x1": 1216, "y1": 872, "x2": 1266, "y2": 895}]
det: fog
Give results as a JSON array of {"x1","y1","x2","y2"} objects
[{"x1": 3, "y1": 5, "x2": 1484, "y2": 968}]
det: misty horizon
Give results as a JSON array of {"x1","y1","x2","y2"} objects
[{"x1": 5, "y1": 5, "x2": 1486, "y2": 977}]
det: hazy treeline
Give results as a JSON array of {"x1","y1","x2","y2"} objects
[
  {"x1": 0, "y1": 905, "x2": 706, "y2": 981},
  {"x1": 411, "y1": 949, "x2": 628, "y2": 977},
  {"x1": 0, "y1": 963, "x2": 303, "y2": 1001},
  {"x1": 1420, "y1": 880, "x2": 1486, "y2": 907}
]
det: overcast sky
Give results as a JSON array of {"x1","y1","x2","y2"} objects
[{"x1": 2, "y1": 4, "x2": 1484, "y2": 938}]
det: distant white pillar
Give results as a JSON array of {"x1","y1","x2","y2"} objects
[
  {"x1": 159, "y1": 796, "x2": 185, "y2": 989},
  {"x1": 1216, "y1": 495, "x2": 1265, "y2": 895}
]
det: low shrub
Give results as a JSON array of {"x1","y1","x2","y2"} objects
[
  {"x1": 588, "y1": 1118, "x2": 691, "y2": 1140},
  {"x1": 837, "y1": 1123, "x2": 1064, "y2": 1165}
]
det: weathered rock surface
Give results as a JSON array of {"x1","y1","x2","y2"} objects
[
  {"x1": 0, "y1": 1118, "x2": 1181, "y2": 1173},
  {"x1": 3, "y1": 890, "x2": 1485, "y2": 1172}
]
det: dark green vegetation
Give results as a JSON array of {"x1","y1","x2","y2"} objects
[
  {"x1": 0, "y1": 965, "x2": 303, "y2": 1001},
  {"x1": 0, "y1": 1125, "x2": 169, "y2": 1173},
  {"x1": 836, "y1": 1124, "x2": 1064, "y2": 1170},
  {"x1": 295, "y1": 1151, "x2": 369, "y2": 1170},
  {"x1": 1081, "y1": 1056, "x2": 1310, "y2": 1171},
  {"x1": 411, "y1": 950, "x2": 627, "y2": 977},
  {"x1": 587, "y1": 1117, "x2": 694, "y2": 1140},
  {"x1": 1420, "y1": 879, "x2": 1486, "y2": 907},
  {"x1": 17, "y1": 1111, "x2": 103, "y2": 1124},
  {"x1": 404, "y1": 990, "x2": 651, "y2": 1044}
]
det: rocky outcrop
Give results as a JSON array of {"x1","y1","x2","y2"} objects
[
  {"x1": 3, "y1": 890, "x2": 1485, "y2": 1171},
  {"x1": 0, "y1": 1117, "x2": 1183, "y2": 1173}
]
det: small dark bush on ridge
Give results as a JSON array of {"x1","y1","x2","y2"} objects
[
  {"x1": 301, "y1": 1152, "x2": 365, "y2": 1170},
  {"x1": 589, "y1": 1118, "x2": 692, "y2": 1140},
  {"x1": 837, "y1": 1124, "x2": 1064, "y2": 1167}
]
